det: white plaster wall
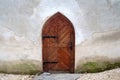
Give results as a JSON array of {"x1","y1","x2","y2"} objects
[{"x1": 0, "y1": 0, "x2": 120, "y2": 70}]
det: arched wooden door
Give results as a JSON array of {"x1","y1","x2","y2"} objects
[{"x1": 42, "y1": 12, "x2": 75, "y2": 73}]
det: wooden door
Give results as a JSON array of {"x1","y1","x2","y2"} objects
[{"x1": 42, "y1": 12, "x2": 75, "y2": 73}]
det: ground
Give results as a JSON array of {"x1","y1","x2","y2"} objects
[
  {"x1": 78, "y1": 68, "x2": 120, "y2": 80},
  {"x1": 0, "y1": 74, "x2": 34, "y2": 80},
  {"x1": 0, "y1": 68, "x2": 120, "y2": 80}
]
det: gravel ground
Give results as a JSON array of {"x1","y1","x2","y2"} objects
[
  {"x1": 34, "y1": 68, "x2": 120, "y2": 80},
  {"x1": 0, "y1": 68, "x2": 119, "y2": 80},
  {"x1": 0, "y1": 73, "x2": 79, "y2": 80},
  {"x1": 33, "y1": 73, "x2": 80, "y2": 80},
  {"x1": 78, "y1": 68, "x2": 120, "y2": 80},
  {"x1": 0, "y1": 74, "x2": 35, "y2": 80}
]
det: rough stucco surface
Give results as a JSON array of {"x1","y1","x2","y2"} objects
[{"x1": 0, "y1": 0, "x2": 120, "y2": 73}]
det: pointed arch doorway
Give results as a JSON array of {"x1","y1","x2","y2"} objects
[{"x1": 42, "y1": 12, "x2": 75, "y2": 73}]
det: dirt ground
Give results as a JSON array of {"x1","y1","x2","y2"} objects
[
  {"x1": 0, "y1": 68, "x2": 120, "y2": 80},
  {"x1": 0, "y1": 74, "x2": 34, "y2": 80},
  {"x1": 78, "y1": 68, "x2": 120, "y2": 80}
]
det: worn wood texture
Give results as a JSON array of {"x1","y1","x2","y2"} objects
[{"x1": 42, "y1": 12, "x2": 75, "y2": 73}]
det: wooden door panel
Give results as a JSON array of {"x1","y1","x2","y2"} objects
[
  {"x1": 58, "y1": 48, "x2": 71, "y2": 66},
  {"x1": 47, "y1": 47, "x2": 58, "y2": 62},
  {"x1": 43, "y1": 37, "x2": 57, "y2": 47},
  {"x1": 42, "y1": 12, "x2": 75, "y2": 73}
]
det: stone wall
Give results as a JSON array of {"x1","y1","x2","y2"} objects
[{"x1": 0, "y1": 0, "x2": 120, "y2": 74}]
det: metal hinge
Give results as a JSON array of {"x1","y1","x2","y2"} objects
[{"x1": 42, "y1": 36, "x2": 57, "y2": 38}]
